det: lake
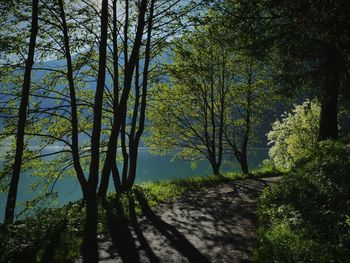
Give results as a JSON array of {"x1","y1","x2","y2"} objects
[{"x1": 0, "y1": 148, "x2": 268, "y2": 222}]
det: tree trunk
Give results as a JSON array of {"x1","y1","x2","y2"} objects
[
  {"x1": 100, "y1": 0, "x2": 148, "y2": 195},
  {"x1": 211, "y1": 162, "x2": 221, "y2": 176},
  {"x1": 97, "y1": 0, "x2": 120, "y2": 198},
  {"x1": 319, "y1": 78, "x2": 339, "y2": 141},
  {"x1": 58, "y1": 0, "x2": 88, "y2": 199},
  {"x1": 111, "y1": 161, "x2": 122, "y2": 193},
  {"x1": 5, "y1": 0, "x2": 39, "y2": 224},
  {"x1": 82, "y1": 1, "x2": 108, "y2": 260},
  {"x1": 239, "y1": 155, "x2": 249, "y2": 174},
  {"x1": 126, "y1": 145, "x2": 138, "y2": 190},
  {"x1": 318, "y1": 45, "x2": 341, "y2": 141},
  {"x1": 319, "y1": 84, "x2": 338, "y2": 141},
  {"x1": 240, "y1": 81, "x2": 252, "y2": 175},
  {"x1": 120, "y1": 117, "x2": 129, "y2": 188},
  {"x1": 82, "y1": 192, "x2": 98, "y2": 263},
  {"x1": 125, "y1": 0, "x2": 155, "y2": 191},
  {"x1": 88, "y1": 0, "x2": 108, "y2": 190}
]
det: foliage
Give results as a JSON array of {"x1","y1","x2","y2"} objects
[
  {"x1": 1, "y1": 0, "x2": 209, "y2": 217},
  {"x1": 267, "y1": 100, "x2": 320, "y2": 170},
  {"x1": 146, "y1": 24, "x2": 234, "y2": 174},
  {"x1": 0, "y1": 202, "x2": 85, "y2": 263},
  {"x1": 218, "y1": 0, "x2": 350, "y2": 141},
  {"x1": 146, "y1": 22, "x2": 275, "y2": 174},
  {"x1": 256, "y1": 137, "x2": 350, "y2": 262},
  {"x1": 250, "y1": 159, "x2": 288, "y2": 178},
  {"x1": 219, "y1": 0, "x2": 350, "y2": 97}
]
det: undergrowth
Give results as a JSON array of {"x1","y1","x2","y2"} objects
[{"x1": 255, "y1": 137, "x2": 350, "y2": 262}]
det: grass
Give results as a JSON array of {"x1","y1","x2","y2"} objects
[
  {"x1": 125, "y1": 167, "x2": 283, "y2": 209},
  {"x1": 134, "y1": 172, "x2": 239, "y2": 205}
]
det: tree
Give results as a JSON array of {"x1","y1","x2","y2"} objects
[
  {"x1": 98, "y1": 0, "x2": 209, "y2": 194},
  {"x1": 147, "y1": 22, "x2": 275, "y2": 174},
  {"x1": 146, "y1": 29, "x2": 227, "y2": 175},
  {"x1": 57, "y1": 0, "x2": 88, "y2": 199},
  {"x1": 98, "y1": 0, "x2": 150, "y2": 195},
  {"x1": 147, "y1": 25, "x2": 232, "y2": 175},
  {"x1": 219, "y1": 0, "x2": 350, "y2": 141},
  {"x1": 224, "y1": 53, "x2": 275, "y2": 174},
  {"x1": 0, "y1": 1, "x2": 209, "y2": 229},
  {"x1": 1, "y1": 0, "x2": 99, "y2": 222},
  {"x1": 81, "y1": 0, "x2": 109, "y2": 260},
  {"x1": 4, "y1": 0, "x2": 39, "y2": 224},
  {"x1": 267, "y1": 100, "x2": 320, "y2": 170}
]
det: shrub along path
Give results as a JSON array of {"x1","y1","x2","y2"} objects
[{"x1": 96, "y1": 177, "x2": 279, "y2": 263}]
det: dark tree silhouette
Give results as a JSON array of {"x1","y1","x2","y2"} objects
[
  {"x1": 220, "y1": 0, "x2": 350, "y2": 141},
  {"x1": 5, "y1": 0, "x2": 39, "y2": 224}
]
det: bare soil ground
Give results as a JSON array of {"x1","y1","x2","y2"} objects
[{"x1": 97, "y1": 177, "x2": 279, "y2": 263}]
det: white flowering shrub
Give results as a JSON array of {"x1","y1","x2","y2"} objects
[{"x1": 267, "y1": 100, "x2": 320, "y2": 170}]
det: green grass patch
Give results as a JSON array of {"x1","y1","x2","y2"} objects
[{"x1": 138, "y1": 173, "x2": 238, "y2": 204}]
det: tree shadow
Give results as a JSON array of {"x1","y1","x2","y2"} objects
[
  {"x1": 102, "y1": 195, "x2": 140, "y2": 262},
  {"x1": 134, "y1": 189, "x2": 210, "y2": 263},
  {"x1": 98, "y1": 178, "x2": 270, "y2": 262},
  {"x1": 145, "y1": 179, "x2": 269, "y2": 262},
  {"x1": 127, "y1": 193, "x2": 160, "y2": 263}
]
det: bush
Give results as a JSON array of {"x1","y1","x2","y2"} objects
[
  {"x1": 0, "y1": 202, "x2": 85, "y2": 263},
  {"x1": 267, "y1": 100, "x2": 320, "y2": 170},
  {"x1": 256, "y1": 137, "x2": 350, "y2": 262}
]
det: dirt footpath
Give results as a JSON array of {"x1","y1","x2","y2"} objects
[{"x1": 98, "y1": 177, "x2": 279, "y2": 263}]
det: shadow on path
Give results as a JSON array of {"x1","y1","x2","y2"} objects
[
  {"x1": 135, "y1": 190, "x2": 210, "y2": 263},
  {"x1": 103, "y1": 197, "x2": 140, "y2": 262},
  {"x1": 98, "y1": 177, "x2": 279, "y2": 262},
  {"x1": 127, "y1": 194, "x2": 160, "y2": 263}
]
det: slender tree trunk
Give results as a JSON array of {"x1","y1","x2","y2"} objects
[
  {"x1": 111, "y1": 161, "x2": 122, "y2": 192},
  {"x1": 120, "y1": 118, "x2": 129, "y2": 189},
  {"x1": 98, "y1": 0, "x2": 120, "y2": 198},
  {"x1": 100, "y1": 0, "x2": 148, "y2": 194},
  {"x1": 120, "y1": 0, "x2": 130, "y2": 190},
  {"x1": 126, "y1": 0, "x2": 155, "y2": 190},
  {"x1": 318, "y1": 45, "x2": 341, "y2": 141},
  {"x1": 126, "y1": 144, "x2": 138, "y2": 190},
  {"x1": 125, "y1": 63, "x2": 140, "y2": 191},
  {"x1": 88, "y1": 0, "x2": 108, "y2": 190},
  {"x1": 239, "y1": 154, "x2": 249, "y2": 174},
  {"x1": 129, "y1": 59, "x2": 140, "y2": 146},
  {"x1": 5, "y1": 0, "x2": 39, "y2": 224},
  {"x1": 58, "y1": 0, "x2": 88, "y2": 199},
  {"x1": 209, "y1": 50, "x2": 217, "y2": 171},
  {"x1": 83, "y1": 0, "x2": 109, "y2": 261},
  {"x1": 240, "y1": 87, "x2": 252, "y2": 175},
  {"x1": 211, "y1": 162, "x2": 221, "y2": 176}
]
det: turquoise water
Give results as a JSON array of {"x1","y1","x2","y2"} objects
[{"x1": 0, "y1": 148, "x2": 268, "y2": 222}]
